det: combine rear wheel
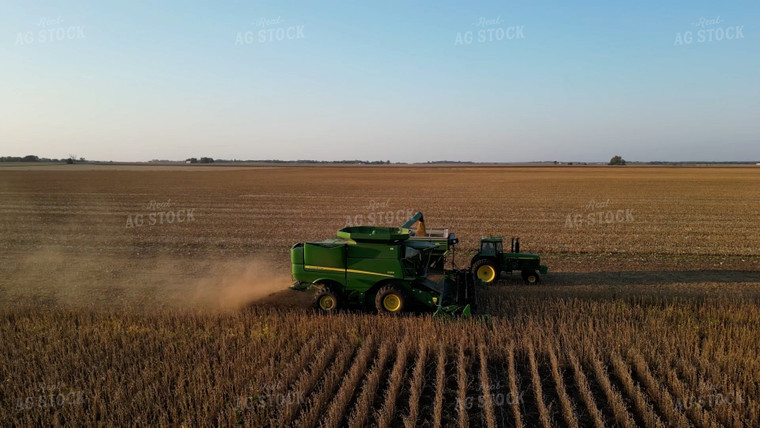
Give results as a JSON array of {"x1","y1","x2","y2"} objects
[
  {"x1": 312, "y1": 285, "x2": 340, "y2": 314},
  {"x1": 521, "y1": 270, "x2": 540, "y2": 285},
  {"x1": 472, "y1": 259, "x2": 499, "y2": 284},
  {"x1": 375, "y1": 285, "x2": 406, "y2": 314}
]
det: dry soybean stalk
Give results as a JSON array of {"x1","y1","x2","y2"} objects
[
  {"x1": 320, "y1": 336, "x2": 375, "y2": 428},
  {"x1": 638, "y1": 342, "x2": 716, "y2": 427},
  {"x1": 346, "y1": 340, "x2": 392, "y2": 428},
  {"x1": 548, "y1": 345, "x2": 579, "y2": 428},
  {"x1": 527, "y1": 343, "x2": 552, "y2": 428},
  {"x1": 403, "y1": 341, "x2": 428, "y2": 428},
  {"x1": 609, "y1": 351, "x2": 665, "y2": 427},
  {"x1": 432, "y1": 345, "x2": 446, "y2": 428},
  {"x1": 589, "y1": 351, "x2": 636, "y2": 428},
  {"x1": 506, "y1": 342, "x2": 524, "y2": 428},
  {"x1": 626, "y1": 347, "x2": 690, "y2": 428},
  {"x1": 567, "y1": 349, "x2": 605, "y2": 428},
  {"x1": 272, "y1": 335, "x2": 320, "y2": 395},
  {"x1": 664, "y1": 364, "x2": 718, "y2": 428},
  {"x1": 375, "y1": 339, "x2": 410, "y2": 428},
  {"x1": 456, "y1": 341, "x2": 469, "y2": 428},
  {"x1": 478, "y1": 344, "x2": 497, "y2": 428},
  {"x1": 280, "y1": 337, "x2": 338, "y2": 425},
  {"x1": 296, "y1": 341, "x2": 356, "y2": 428}
]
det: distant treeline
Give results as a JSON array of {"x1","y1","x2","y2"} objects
[
  {"x1": 628, "y1": 161, "x2": 759, "y2": 165},
  {"x1": 425, "y1": 160, "x2": 476, "y2": 164},
  {"x1": 1, "y1": 155, "x2": 69, "y2": 163},
  {"x1": 208, "y1": 159, "x2": 393, "y2": 164},
  {"x1": 1, "y1": 155, "x2": 85, "y2": 163},
  {"x1": 1, "y1": 155, "x2": 55, "y2": 162}
]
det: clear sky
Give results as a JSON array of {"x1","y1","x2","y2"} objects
[{"x1": 1, "y1": 1, "x2": 758, "y2": 162}]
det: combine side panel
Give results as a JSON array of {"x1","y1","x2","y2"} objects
[
  {"x1": 345, "y1": 243, "x2": 402, "y2": 292},
  {"x1": 302, "y1": 242, "x2": 347, "y2": 285}
]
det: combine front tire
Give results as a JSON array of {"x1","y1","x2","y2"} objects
[
  {"x1": 472, "y1": 259, "x2": 499, "y2": 284},
  {"x1": 521, "y1": 270, "x2": 540, "y2": 285},
  {"x1": 313, "y1": 286, "x2": 340, "y2": 314},
  {"x1": 375, "y1": 285, "x2": 406, "y2": 314}
]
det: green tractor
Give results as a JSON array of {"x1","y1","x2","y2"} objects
[
  {"x1": 290, "y1": 226, "x2": 476, "y2": 314},
  {"x1": 470, "y1": 236, "x2": 548, "y2": 285}
]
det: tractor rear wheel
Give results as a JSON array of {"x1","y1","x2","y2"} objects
[
  {"x1": 521, "y1": 270, "x2": 540, "y2": 285},
  {"x1": 312, "y1": 285, "x2": 340, "y2": 313},
  {"x1": 375, "y1": 285, "x2": 406, "y2": 314},
  {"x1": 472, "y1": 259, "x2": 499, "y2": 284}
]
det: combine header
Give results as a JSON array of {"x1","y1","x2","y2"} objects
[{"x1": 289, "y1": 212, "x2": 547, "y2": 314}]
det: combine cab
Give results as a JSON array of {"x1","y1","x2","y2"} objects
[{"x1": 290, "y1": 225, "x2": 476, "y2": 314}]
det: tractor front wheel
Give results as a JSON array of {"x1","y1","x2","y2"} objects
[
  {"x1": 472, "y1": 259, "x2": 499, "y2": 284},
  {"x1": 375, "y1": 285, "x2": 406, "y2": 314},
  {"x1": 312, "y1": 285, "x2": 340, "y2": 313},
  {"x1": 521, "y1": 270, "x2": 540, "y2": 285}
]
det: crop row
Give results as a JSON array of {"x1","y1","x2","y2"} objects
[{"x1": 2, "y1": 293, "x2": 758, "y2": 426}]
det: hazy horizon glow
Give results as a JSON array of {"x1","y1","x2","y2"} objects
[{"x1": 1, "y1": 1, "x2": 758, "y2": 163}]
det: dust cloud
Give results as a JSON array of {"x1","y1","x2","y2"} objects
[
  {"x1": 0, "y1": 246, "x2": 295, "y2": 312},
  {"x1": 186, "y1": 259, "x2": 293, "y2": 311}
]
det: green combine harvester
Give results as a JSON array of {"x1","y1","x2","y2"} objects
[
  {"x1": 290, "y1": 212, "x2": 547, "y2": 314},
  {"x1": 290, "y1": 225, "x2": 475, "y2": 314}
]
